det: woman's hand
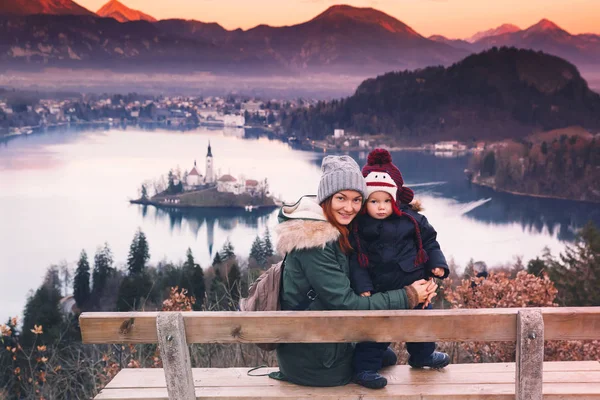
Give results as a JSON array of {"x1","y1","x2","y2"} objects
[{"x1": 410, "y1": 279, "x2": 438, "y2": 305}]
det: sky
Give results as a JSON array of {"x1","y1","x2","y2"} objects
[{"x1": 76, "y1": 0, "x2": 600, "y2": 39}]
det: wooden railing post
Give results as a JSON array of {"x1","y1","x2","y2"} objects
[
  {"x1": 157, "y1": 312, "x2": 196, "y2": 400},
  {"x1": 516, "y1": 309, "x2": 544, "y2": 400}
]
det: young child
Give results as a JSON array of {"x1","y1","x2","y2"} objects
[{"x1": 350, "y1": 148, "x2": 450, "y2": 390}]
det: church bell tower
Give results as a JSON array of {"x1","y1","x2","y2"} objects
[{"x1": 205, "y1": 141, "x2": 214, "y2": 184}]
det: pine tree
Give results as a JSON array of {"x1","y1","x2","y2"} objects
[
  {"x1": 92, "y1": 243, "x2": 114, "y2": 300},
  {"x1": 547, "y1": 222, "x2": 600, "y2": 306},
  {"x1": 189, "y1": 263, "x2": 206, "y2": 310},
  {"x1": 226, "y1": 263, "x2": 242, "y2": 307},
  {"x1": 116, "y1": 272, "x2": 153, "y2": 311},
  {"x1": 463, "y1": 259, "x2": 476, "y2": 280},
  {"x1": 140, "y1": 184, "x2": 149, "y2": 201},
  {"x1": 182, "y1": 248, "x2": 205, "y2": 309},
  {"x1": 210, "y1": 267, "x2": 227, "y2": 308},
  {"x1": 263, "y1": 228, "x2": 274, "y2": 259},
  {"x1": 127, "y1": 229, "x2": 150, "y2": 275},
  {"x1": 220, "y1": 241, "x2": 235, "y2": 262},
  {"x1": 73, "y1": 250, "x2": 91, "y2": 310},
  {"x1": 22, "y1": 268, "x2": 64, "y2": 346},
  {"x1": 527, "y1": 257, "x2": 547, "y2": 277},
  {"x1": 167, "y1": 170, "x2": 175, "y2": 194},
  {"x1": 212, "y1": 252, "x2": 223, "y2": 266},
  {"x1": 249, "y1": 236, "x2": 265, "y2": 266}
]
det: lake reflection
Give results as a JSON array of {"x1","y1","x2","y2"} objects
[{"x1": 140, "y1": 205, "x2": 276, "y2": 256}]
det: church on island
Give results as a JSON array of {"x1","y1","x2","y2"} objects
[{"x1": 184, "y1": 142, "x2": 269, "y2": 197}]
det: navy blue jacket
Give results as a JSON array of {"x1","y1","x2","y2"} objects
[{"x1": 350, "y1": 205, "x2": 449, "y2": 294}]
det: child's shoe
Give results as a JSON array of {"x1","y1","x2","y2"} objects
[
  {"x1": 381, "y1": 347, "x2": 398, "y2": 367},
  {"x1": 408, "y1": 351, "x2": 450, "y2": 369},
  {"x1": 352, "y1": 370, "x2": 388, "y2": 389}
]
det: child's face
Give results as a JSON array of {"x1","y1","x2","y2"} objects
[{"x1": 366, "y1": 191, "x2": 393, "y2": 220}]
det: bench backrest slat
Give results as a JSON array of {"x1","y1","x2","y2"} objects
[{"x1": 79, "y1": 307, "x2": 600, "y2": 345}]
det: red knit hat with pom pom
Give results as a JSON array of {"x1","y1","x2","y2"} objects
[
  {"x1": 362, "y1": 148, "x2": 414, "y2": 205},
  {"x1": 355, "y1": 149, "x2": 428, "y2": 268}
]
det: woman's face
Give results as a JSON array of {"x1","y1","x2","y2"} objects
[{"x1": 330, "y1": 190, "x2": 363, "y2": 225}]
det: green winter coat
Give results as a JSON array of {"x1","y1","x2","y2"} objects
[{"x1": 272, "y1": 196, "x2": 412, "y2": 387}]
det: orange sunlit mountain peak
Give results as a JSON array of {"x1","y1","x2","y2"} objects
[
  {"x1": 96, "y1": 0, "x2": 157, "y2": 22},
  {"x1": 0, "y1": 0, "x2": 94, "y2": 16},
  {"x1": 526, "y1": 18, "x2": 564, "y2": 33},
  {"x1": 312, "y1": 4, "x2": 420, "y2": 36}
]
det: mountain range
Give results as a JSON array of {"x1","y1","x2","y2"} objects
[{"x1": 0, "y1": 0, "x2": 599, "y2": 75}]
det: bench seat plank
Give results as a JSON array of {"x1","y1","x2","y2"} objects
[{"x1": 96, "y1": 362, "x2": 600, "y2": 399}]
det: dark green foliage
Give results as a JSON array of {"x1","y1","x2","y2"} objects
[
  {"x1": 249, "y1": 236, "x2": 265, "y2": 266},
  {"x1": 73, "y1": 250, "x2": 91, "y2": 310},
  {"x1": 210, "y1": 267, "x2": 227, "y2": 308},
  {"x1": 481, "y1": 152, "x2": 496, "y2": 177},
  {"x1": 182, "y1": 248, "x2": 205, "y2": 310},
  {"x1": 474, "y1": 132, "x2": 600, "y2": 202},
  {"x1": 116, "y1": 272, "x2": 154, "y2": 311},
  {"x1": 140, "y1": 184, "x2": 149, "y2": 200},
  {"x1": 166, "y1": 170, "x2": 183, "y2": 194},
  {"x1": 212, "y1": 251, "x2": 223, "y2": 266},
  {"x1": 91, "y1": 243, "x2": 114, "y2": 306},
  {"x1": 21, "y1": 268, "x2": 64, "y2": 346},
  {"x1": 127, "y1": 229, "x2": 150, "y2": 275},
  {"x1": 119, "y1": 229, "x2": 153, "y2": 311},
  {"x1": 545, "y1": 222, "x2": 600, "y2": 306},
  {"x1": 219, "y1": 241, "x2": 235, "y2": 262},
  {"x1": 263, "y1": 228, "x2": 274, "y2": 258},
  {"x1": 249, "y1": 229, "x2": 274, "y2": 268},
  {"x1": 527, "y1": 257, "x2": 547, "y2": 277},
  {"x1": 226, "y1": 263, "x2": 242, "y2": 307}
]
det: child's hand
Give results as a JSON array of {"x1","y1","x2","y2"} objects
[
  {"x1": 432, "y1": 267, "x2": 446, "y2": 278},
  {"x1": 422, "y1": 291, "x2": 437, "y2": 308},
  {"x1": 360, "y1": 291, "x2": 371, "y2": 297}
]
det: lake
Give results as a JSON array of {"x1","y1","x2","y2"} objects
[{"x1": 1, "y1": 126, "x2": 598, "y2": 320}]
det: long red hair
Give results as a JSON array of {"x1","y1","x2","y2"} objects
[{"x1": 321, "y1": 197, "x2": 354, "y2": 254}]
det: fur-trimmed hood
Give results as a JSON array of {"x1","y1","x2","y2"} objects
[{"x1": 275, "y1": 196, "x2": 340, "y2": 255}]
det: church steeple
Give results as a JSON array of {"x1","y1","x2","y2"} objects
[{"x1": 205, "y1": 141, "x2": 214, "y2": 184}]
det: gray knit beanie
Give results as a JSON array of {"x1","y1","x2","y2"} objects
[{"x1": 317, "y1": 155, "x2": 367, "y2": 204}]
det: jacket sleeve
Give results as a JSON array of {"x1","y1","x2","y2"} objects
[
  {"x1": 349, "y1": 252, "x2": 374, "y2": 294},
  {"x1": 419, "y1": 214, "x2": 449, "y2": 279},
  {"x1": 296, "y1": 244, "x2": 409, "y2": 311}
]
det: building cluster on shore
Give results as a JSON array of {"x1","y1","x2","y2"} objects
[{"x1": 0, "y1": 93, "x2": 316, "y2": 136}]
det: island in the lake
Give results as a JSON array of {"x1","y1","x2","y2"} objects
[{"x1": 130, "y1": 142, "x2": 281, "y2": 210}]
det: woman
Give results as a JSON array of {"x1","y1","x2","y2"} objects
[{"x1": 270, "y1": 155, "x2": 437, "y2": 387}]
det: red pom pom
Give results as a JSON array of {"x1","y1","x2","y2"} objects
[{"x1": 367, "y1": 148, "x2": 392, "y2": 166}]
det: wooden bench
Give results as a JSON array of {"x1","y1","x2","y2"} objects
[{"x1": 80, "y1": 307, "x2": 600, "y2": 399}]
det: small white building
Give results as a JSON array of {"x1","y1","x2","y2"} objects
[
  {"x1": 59, "y1": 296, "x2": 77, "y2": 315},
  {"x1": 186, "y1": 161, "x2": 203, "y2": 187},
  {"x1": 217, "y1": 174, "x2": 238, "y2": 193},
  {"x1": 358, "y1": 140, "x2": 370, "y2": 148},
  {"x1": 334, "y1": 129, "x2": 345, "y2": 139},
  {"x1": 245, "y1": 179, "x2": 259, "y2": 195},
  {"x1": 434, "y1": 141, "x2": 467, "y2": 151},
  {"x1": 224, "y1": 114, "x2": 245, "y2": 127}
]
